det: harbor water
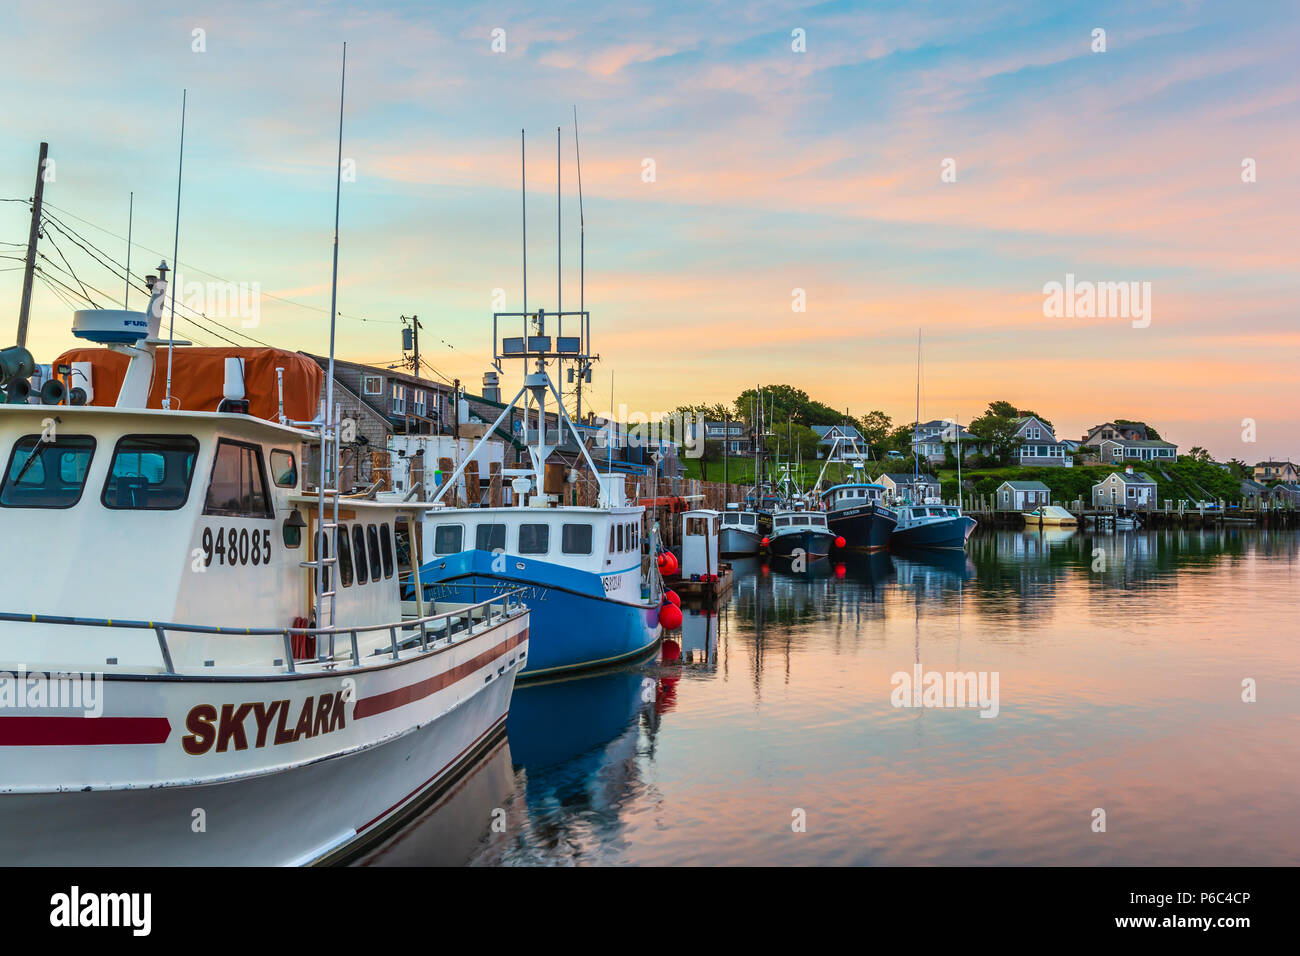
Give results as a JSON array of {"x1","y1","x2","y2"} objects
[{"x1": 359, "y1": 528, "x2": 1300, "y2": 866}]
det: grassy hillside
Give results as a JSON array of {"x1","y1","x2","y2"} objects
[{"x1": 943, "y1": 460, "x2": 1244, "y2": 504}]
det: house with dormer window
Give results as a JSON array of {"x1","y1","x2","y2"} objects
[{"x1": 1012, "y1": 415, "x2": 1073, "y2": 468}]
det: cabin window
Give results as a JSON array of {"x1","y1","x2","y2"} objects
[
  {"x1": 774, "y1": 517, "x2": 790, "y2": 528},
  {"x1": 366, "y1": 525, "x2": 382, "y2": 582},
  {"x1": 562, "y1": 523, "x2": 593, "y2": 554},
  {"x1": 204, "y1": 439, "x2": 272, "y2": 518},
  {"x1": 102, "y1": 435, "x2": 199, "y2": 510},
  {"x1": 475, "y1": 523, "x2": 506, "y2": 552},
  {"x1": 433, "y1": 524, "x2": 463, "y2": 555},
  {"x1": 351, "y1": 524, "x2": 369, "y2": 582},
  {"x1": 336, "y1": 524, "x2": 355, "y2": 588},
  {"x1": 616, "y1": 525, "x2": 625, "y2": 551},
  {"x1": 792, "y1": 516, "x2": 810, "y2": 526},
  {"x1": 0, "y1": 435, "x2": 96, "y2": 509},
  {"x1": 519, "y1": 523, "x2": 549, "y2": 555},
  {"x1": 741, "y1": 513, "x2": 756, "y2": 526},
  {"x1": 269, "y1": 449, "x2": 297, "y2": 487},
  {"x1": 380, "y1": 523, "x2": 395, "y2": 578}
]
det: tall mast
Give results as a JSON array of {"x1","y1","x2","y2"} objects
[
  {"x1": 514, "y1": 128, "x2": 520, "y2": 327},
  {"x1": 124, "y1": 191, "x2": 133, "y2": 309},
  {"x1": 913, "y1": 329, "x2": 921, "y2": 489},
  {"x1": 163, "y1": 90, "x2": 187, "y2": 410}
]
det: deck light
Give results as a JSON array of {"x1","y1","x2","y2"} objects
[{"x1": 283, "y1": 508, "x2": 307, "y2": 548}]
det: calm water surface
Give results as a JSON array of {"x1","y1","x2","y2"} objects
[{"x1": 361, "y1": 528, "x2": 1300, "y2": 866}]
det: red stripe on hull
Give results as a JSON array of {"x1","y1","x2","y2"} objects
[
  {"x1": 0, "y1": 716, "x2": 171, "y2": 746},
  {"x1": 353, "y1": 628, "x2": 527, "y2": 720}
]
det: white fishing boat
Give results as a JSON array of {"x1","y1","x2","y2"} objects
[
  {"x1": 720, "y1": 503, "x2": 764, "y2": 556},
  {"x1": 0, "y1": 272, "x2": 530, "y2": 866}
]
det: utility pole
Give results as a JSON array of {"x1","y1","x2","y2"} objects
[
  {"x1": 16, "y1": 142, "x2": 49, "y2": 348},
  {"x1": 452, "y1": 378, "x2": 460, "y2": 439}
]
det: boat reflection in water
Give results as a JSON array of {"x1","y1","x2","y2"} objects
[
  {"x1": 890, "y1": 545, "x2": 976, "y2": 583},
  {"x1": 462, "y1": 648, "x2": 668, "y2": 865},
  {"x1": 352, "y1": 739, "x2": 516, "y2": 867},
  {"x1": 677, "y1": 607, "x2": 719, "y2": 669}
]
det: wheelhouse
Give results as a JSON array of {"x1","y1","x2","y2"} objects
[
  {"x1": 820, "y1": 482, "x2": 885, "y2": 511},
  {"x1": 0, "y1": 404, "x2": 428, "y2": 671}
]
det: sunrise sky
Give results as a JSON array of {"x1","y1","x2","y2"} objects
[{"x1": 1, "y1": 0, "x2": 1295, "y2": 460}]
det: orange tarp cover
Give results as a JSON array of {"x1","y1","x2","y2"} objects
[{"x1": 54, "y1": 347, "x2": 323, "y2": 423}]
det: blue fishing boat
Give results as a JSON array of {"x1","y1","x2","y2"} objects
[
  {"x1": 410, "y1": 129, "x2": 668, "y2": 678},
  {"x1": 415, "y1": 497, "x2": 665, "y2": 678},
  {"x1": 889, "y1": 503, "x2": 977, "y2": 549},
  {"x1": 819, "y1": 482, "x2": 897, "y2": 551}
]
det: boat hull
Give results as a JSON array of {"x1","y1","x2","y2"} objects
[
  {"x1": 0, "y1": 614, "x2": 528, "y2": 866},
  {"x1": 826, "y1": 505, "x2": 897, "y2": 551},
  {"x1": 417, "y1": 550, "x2": 662, "y2": 679},
  {"x1": 890, "y1": 515, "x2": 977, "y2": 550},
  {"x1": 719, "y1": 526, "x2": 763, "y2": 556},
  {"x1": 768, "y1": 529, "x2": 837, "y2": 560}
]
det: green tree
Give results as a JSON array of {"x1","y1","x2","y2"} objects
[
  {"x1": 968, "y1": 409, "x2": 1023, "y2": 463},
  {"x1": 860, "y1": 410, "x2": 892, "y2": 449}
]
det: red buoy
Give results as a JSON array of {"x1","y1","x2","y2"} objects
[
  {"x1": 659, "y1": 603, "x2": 683, "y2": 630},
  {"x1": 760, "y1": 536, "x2": 770, "y2": 547},
  {"x1": 664, "y1": 589, "x2": 681, "y2": 607},
  {"x1": 661, "y1": 552, "x2": 679, "y2": 576},
  {"x1": 835, "y1": 536, "x2": 846, "y2": 549}
]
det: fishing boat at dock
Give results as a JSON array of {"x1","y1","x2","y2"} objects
[
  {"x1": 410, "y1": 312, "x2": 667, "y2": 679},
  {"x1": 766, "y1": 508, "x2": 840, "y2": 560},
  {"x1": 889, "y1": 503, "x2": 977, "y2": 549},
  {"x1": 720, "y1": 503, "x2": 764, "y2": 556},
  {"x1": 0, "y1": 274, "x2": 530, "y2": 866},
  {"x1": 819, "y1": 482, "x2": 897, "y2": 551}
]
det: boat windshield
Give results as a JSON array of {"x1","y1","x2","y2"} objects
[{"x1": 0, "y1": 435, "x2": 96, "y2": 509}]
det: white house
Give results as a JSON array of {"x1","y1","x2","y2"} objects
[
  {"x1": 878, "y1": 472, "x2": 940, "y2": 503},
  {"x1": 1092, "y1": 468, "x2": 1158, "y2": 508},
  {"x1": 910, "y1": 419, "x2": 987, "y2": 463},
  {"x1": 1012, "y1": 415, "x2": 1074, "y2": 468},
  {"x1": 996, "y1": 480, "x2": 1050, "y2": 511},
  {"x1": 1098, "y1": 438, "x2": 1178, "y2": 464}
]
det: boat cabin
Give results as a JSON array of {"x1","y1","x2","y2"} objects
[
  {"x1": 0, "y1": 403, "x2": 428, "y2": 672},
  {"x1": 820, "y1": 482, "x2": 885, "y2": 512},
  {"x1": 771, "y1": 511, "x2": 830, "y2": 532},
  {"x1": 720, "y1": 508, "x2": 760, "y2": 533},
  {"x1": 680, "y1": 509, "x2": 721, "y2": 579}
]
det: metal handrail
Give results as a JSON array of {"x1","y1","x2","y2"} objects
[{"x1": 0, "y1": 587, "x2": 527, "y2": 676}]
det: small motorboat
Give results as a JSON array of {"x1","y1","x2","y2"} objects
[{"x1": 1021, "y1": 505, "x2": 1078, "y2": 528}]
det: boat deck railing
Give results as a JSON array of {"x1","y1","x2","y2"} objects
[{"x1": 0, "y1": 588, "x2": 527, "y2": 677}]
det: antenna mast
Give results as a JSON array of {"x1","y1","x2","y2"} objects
[{"x1": 163, "y1": 90, "x2": 187, "y2": 409}]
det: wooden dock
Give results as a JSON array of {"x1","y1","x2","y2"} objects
[
  {"x1": 665, "y1": 565, "x2": 734, "y2": 604},
  {"x1": 959, "y1": 494, "x2": 1298, "y2": 530}
]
